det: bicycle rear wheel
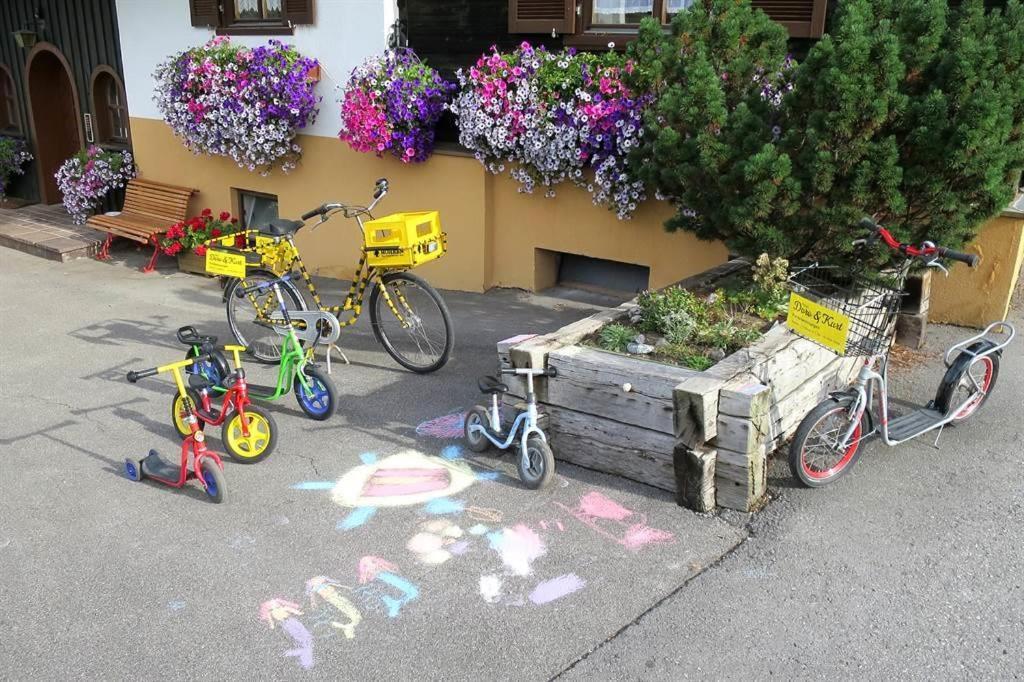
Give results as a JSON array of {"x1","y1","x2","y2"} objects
[
  {"x1": 225, "y1": 269, "x2": 308, "y2": 363},
  {"x1": 369, "y1": 271, "x2": 453, "y2": 373}
]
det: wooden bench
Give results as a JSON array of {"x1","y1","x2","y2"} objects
[{"x1": 87, "y1": 177, "x2": 196, "y2": 272}]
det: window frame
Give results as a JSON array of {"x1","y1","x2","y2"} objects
[
  {"x1": 0, "y1": 65, "x2": 22, "y2": 136},
  {"x1": 219, "y1": 0, "x2": 293, "y2": 35},
  {"x1": 567, "y1": 0, "x2": 683, "y2": 48},
  {"x1": 90, "y1": 66, "x2": 131, "y2": 149}
]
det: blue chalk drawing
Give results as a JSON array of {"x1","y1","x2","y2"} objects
[
  {"x1": 469, "y1": 524, "x2": 490, "y2": 535},
  {"x1": 359, "y1": 452, "x2": 380, "y2": 465},
  {"x1": 337, "y1": 506, "x2": 377, "y2": 531},
  {"x1": 291, "y1": 481, "x2": 335, "y2": 490},
  {"x1": 476, "y1": 471, "x2": 501, "y2": 481},
  {"x1": 423, "y1": 498, "x2": 465, "y2": 515},
  {"x1": 440, "y1": 445, "x2": 463, "y2": 461}
]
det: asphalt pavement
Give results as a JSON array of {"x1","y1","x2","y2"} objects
[{"x1": 0, "y1": 246, "x2": 744, "y2": 680}]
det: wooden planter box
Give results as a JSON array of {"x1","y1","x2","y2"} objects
[
  {"x1": 497, "y1": 262, "x2": 860, "y2": 513},
  {"x1": 177, "y1": 250, "x2": 207, "y2": 275}
]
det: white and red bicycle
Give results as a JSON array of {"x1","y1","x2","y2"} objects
[{"x1": 787, "y1": 218, "x2": 1016, "y2": 487}]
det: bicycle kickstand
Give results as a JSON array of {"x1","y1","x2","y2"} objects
[{"x1": 324, "y1": 343, "x2": 350, "y2": 374}]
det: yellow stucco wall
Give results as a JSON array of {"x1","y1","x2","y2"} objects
[
  {"x1": 930, "y1": 212, "x2": 1024, "y2": 328},
  {"x1": 129, "y1": 117, "x2": 727, "y2": 293}
]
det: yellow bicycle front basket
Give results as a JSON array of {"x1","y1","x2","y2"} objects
[{"x1": 363, "y1": 211, "x2": 446, "y2": 269}]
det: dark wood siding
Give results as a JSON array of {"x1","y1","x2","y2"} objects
[{"x1": 0, "y1": 0, "x2": 126, "y2": 203}]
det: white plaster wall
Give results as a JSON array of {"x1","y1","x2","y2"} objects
[{"x1": 115, "y1": 0, "x2": 393, "y2": 138}]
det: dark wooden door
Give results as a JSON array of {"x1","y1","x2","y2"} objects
[{"x1": 28, "y1": 49, "x2": 81, "y2": 204}]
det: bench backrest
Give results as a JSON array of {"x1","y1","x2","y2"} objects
[{"x1": 121, "y1": 178, "x2": 194, "y2": 223}]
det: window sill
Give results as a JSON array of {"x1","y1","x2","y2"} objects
[
  {"x1": 216, "y1": 24, "x2": 294, "y2": 36},
  {"x1": 564, "y1": 30, "x2": 638, "y2": 50}
]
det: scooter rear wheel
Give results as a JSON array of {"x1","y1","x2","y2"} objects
[{"x1": 464, "y1": 406, "x2": 492, "y2": 453}]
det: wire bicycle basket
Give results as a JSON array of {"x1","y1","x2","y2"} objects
[{"x1": 787, "y1": 263, "x2": 906, "y2": 357}]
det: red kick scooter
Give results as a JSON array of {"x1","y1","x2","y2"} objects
[{"x1": 126, "y1": 355, "x2": 227, "y2": 503}]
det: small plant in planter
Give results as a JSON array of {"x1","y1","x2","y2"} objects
[
  {"x1": 160, "y1": 209, "x2": 239, "y2": 272},
  {"x1": 339, "y1": 48, "x2": 455, "y2": 163},
  {"x1": 591, "y1": 255, "x2": 790, "y2": 370},
  {"x1": 153, "y1": 36, "x2": 320, "y2": 174},
  {"x1": 55, "y1": 146, "x2": 136, "y2": 224},
  {"x1": 0, "y1": 136, "x2": 33, "y2": 201}
]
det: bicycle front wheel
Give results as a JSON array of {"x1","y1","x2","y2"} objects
[
  {"x1": 369, "y1": 271, "x2": 453, "y2": 373},
  {"x1": 788, "y1": 397, "x2": 867, "y2": 488},
  {"x1": 225, "y1": 269, "x2": 307, "y2": 363}
]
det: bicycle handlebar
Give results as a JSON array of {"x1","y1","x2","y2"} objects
[
  {"x1": 127, "y1": 353, "x2": 216, "y2": 383},
  {"x1": 299, "y1": 179, "x2": 389, "y2": 226},
  {"x1": 857, "y1": 217, "x2": 979, "y2": 268}
]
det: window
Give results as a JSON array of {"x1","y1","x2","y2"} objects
[
  {"x1": 508, "y1": 0, "x2": 827, "y2": 42},
  {"x1": 0, "y1": 66, "x2": 20, "y2": 134},
  {"x1": 238, "y1": 190, "x2": 279, "y2": 230},
  {"x1": 189, "y1": 0, "x2": 315, "y2": 35},
  {"x1": 92, "y1": 70, "x2": 130, "y2": 145}
]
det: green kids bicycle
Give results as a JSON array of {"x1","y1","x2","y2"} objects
[{"x1": 179, "y1": 277, "x2": 338, "y2": 421}]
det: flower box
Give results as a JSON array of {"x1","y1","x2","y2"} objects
[
  {"x1": 497, "y1": 261, "x2": 861, "y2": 514},
  {"x1": 305, "y1": 63, "x2": 321, "y2": 83},
  {"x1": 177, "y1": 250, "x2": 208, "y2": 275}
]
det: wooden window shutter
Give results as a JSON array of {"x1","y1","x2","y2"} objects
[
  {"x1": 509, "y1": 0, "x2": 576, "y2": 35},
  {"x1": 284, "y1": 0, "x2": 315, "y2": 25},
  {"x1": 189, "y1": 0, "x2": 221, "y2": 27},
  {"x1": 751, "y1": 0, "x2": 828, "y2": 38}
]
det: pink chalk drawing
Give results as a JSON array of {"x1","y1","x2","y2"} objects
[
  {"x1": 553, "y1": 491, "x2": 675, "y2": 551},
  {"x1": 305, "y1": 577, "x2": 362, "y2": 640},
  {"x1": 415, "y1": 412, "x2": 465, "y2": 439},
  {"x1": 355, "y1": 556, "x2": 419, "y2": 618},
  {"x1": 528, "y1": 574, "x2": 586, "y2": 605},
  {"x1": 260, "y1": 599, "x2": 314, "y2": 670},
  {"x1": 486, "y1": 524, "x2": 546, "y2": 577}
]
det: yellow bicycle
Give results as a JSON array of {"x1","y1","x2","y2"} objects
[{"x1": 220, "y1": 179, "x2": 454, "y2": 373}]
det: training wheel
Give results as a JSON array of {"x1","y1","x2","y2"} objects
[{"x1": 124, "y1": 458, "x2": 143, "y2": 482}]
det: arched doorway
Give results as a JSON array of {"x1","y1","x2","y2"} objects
[{"x1": 25, "y1": 44, "x2": 82, "y2": 204}]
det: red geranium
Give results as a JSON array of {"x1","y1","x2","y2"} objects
[{"x1": 159, "y1": 208, "x2": 239, "y2": 256}]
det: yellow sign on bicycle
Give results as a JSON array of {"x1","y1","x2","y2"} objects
[
  {"x1": 205, "y1": 249, "x2": 247, "y2": 278},
  {"x1": 787, "y1": 292, "x2": 851, "y2": 355}
]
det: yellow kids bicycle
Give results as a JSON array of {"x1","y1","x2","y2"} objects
[{"x1": 219, "y1": 178, "x2": 454, "y2": 373}]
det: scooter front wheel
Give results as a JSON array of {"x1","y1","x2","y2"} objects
[
  {"x1": 464, "y1": 406, "x2": 493, "y2": 453},
  {"x1": 789, "y1": 397, "x2": 867, "y2": 488},
  {"x1": 200, "y1": 458, "x2": 226, "y2": 503},
  {"x1": 519, "y1": 434, "x2": 555, "y2": 490}
]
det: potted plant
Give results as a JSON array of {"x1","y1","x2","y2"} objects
[
  {"x1": 338, "y1": 48, "x2": 455, "y2": 163},
  {"x1": 0, "y1": 136, "x2": 33, "y2": 206},
  {"x1": 153, "y1": 36, "x2": 320, "y2": 174},
  {"x1": 54, "y1": 146, "x2": 136, "y2": 224},
  {"x1": 159, "y1": 208, "x2": 240, "y2": 274}
]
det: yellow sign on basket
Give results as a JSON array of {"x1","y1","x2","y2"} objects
[
  {"x1": 786, "y1": 292, "x2": 851, "y2": 355},
  {"x1": 205, "y1": 249, "x2": 247, "y2": 278}
]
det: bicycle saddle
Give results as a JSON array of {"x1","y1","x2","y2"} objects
[
  {"x1": 188, "y1": 373, "x2": 215, "y2": 391},
  {"x1": 478, "y1": 375, "x2": 509, "y2": 394},
  {"x1": 177, "y1": 325, "x2": 217, "y2": 348},
  {"x1": 258, "y1": 218, "x2": 304, "y2": 237}
]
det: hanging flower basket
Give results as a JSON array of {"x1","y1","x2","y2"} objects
[
  {"x1": 153, "y1": 36, "x2": 320, "y2": 174},
  {"x1": 338, "y1": 48, "x2": 455, "y2": 163},
  {"x1": 451, "y1": 43, "x2": 649, "y2": 219}
]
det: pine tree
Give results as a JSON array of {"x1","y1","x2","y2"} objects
[{"x1": 629, "y1": 0, "x2": 1024, "y2": 262}]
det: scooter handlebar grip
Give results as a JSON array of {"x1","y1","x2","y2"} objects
[
  {"x1": 127, "y1": 368, "x2": 158, "y2": 383},
  {"x1": 858, "y1": 217, "x2": 880, "y2": 233},
  {"x1": 301, "y1": 205, "x2": 324, "y2": 221},
  {"x1": 937, "y1": 247, "x2": 979, "y2": 267}
]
